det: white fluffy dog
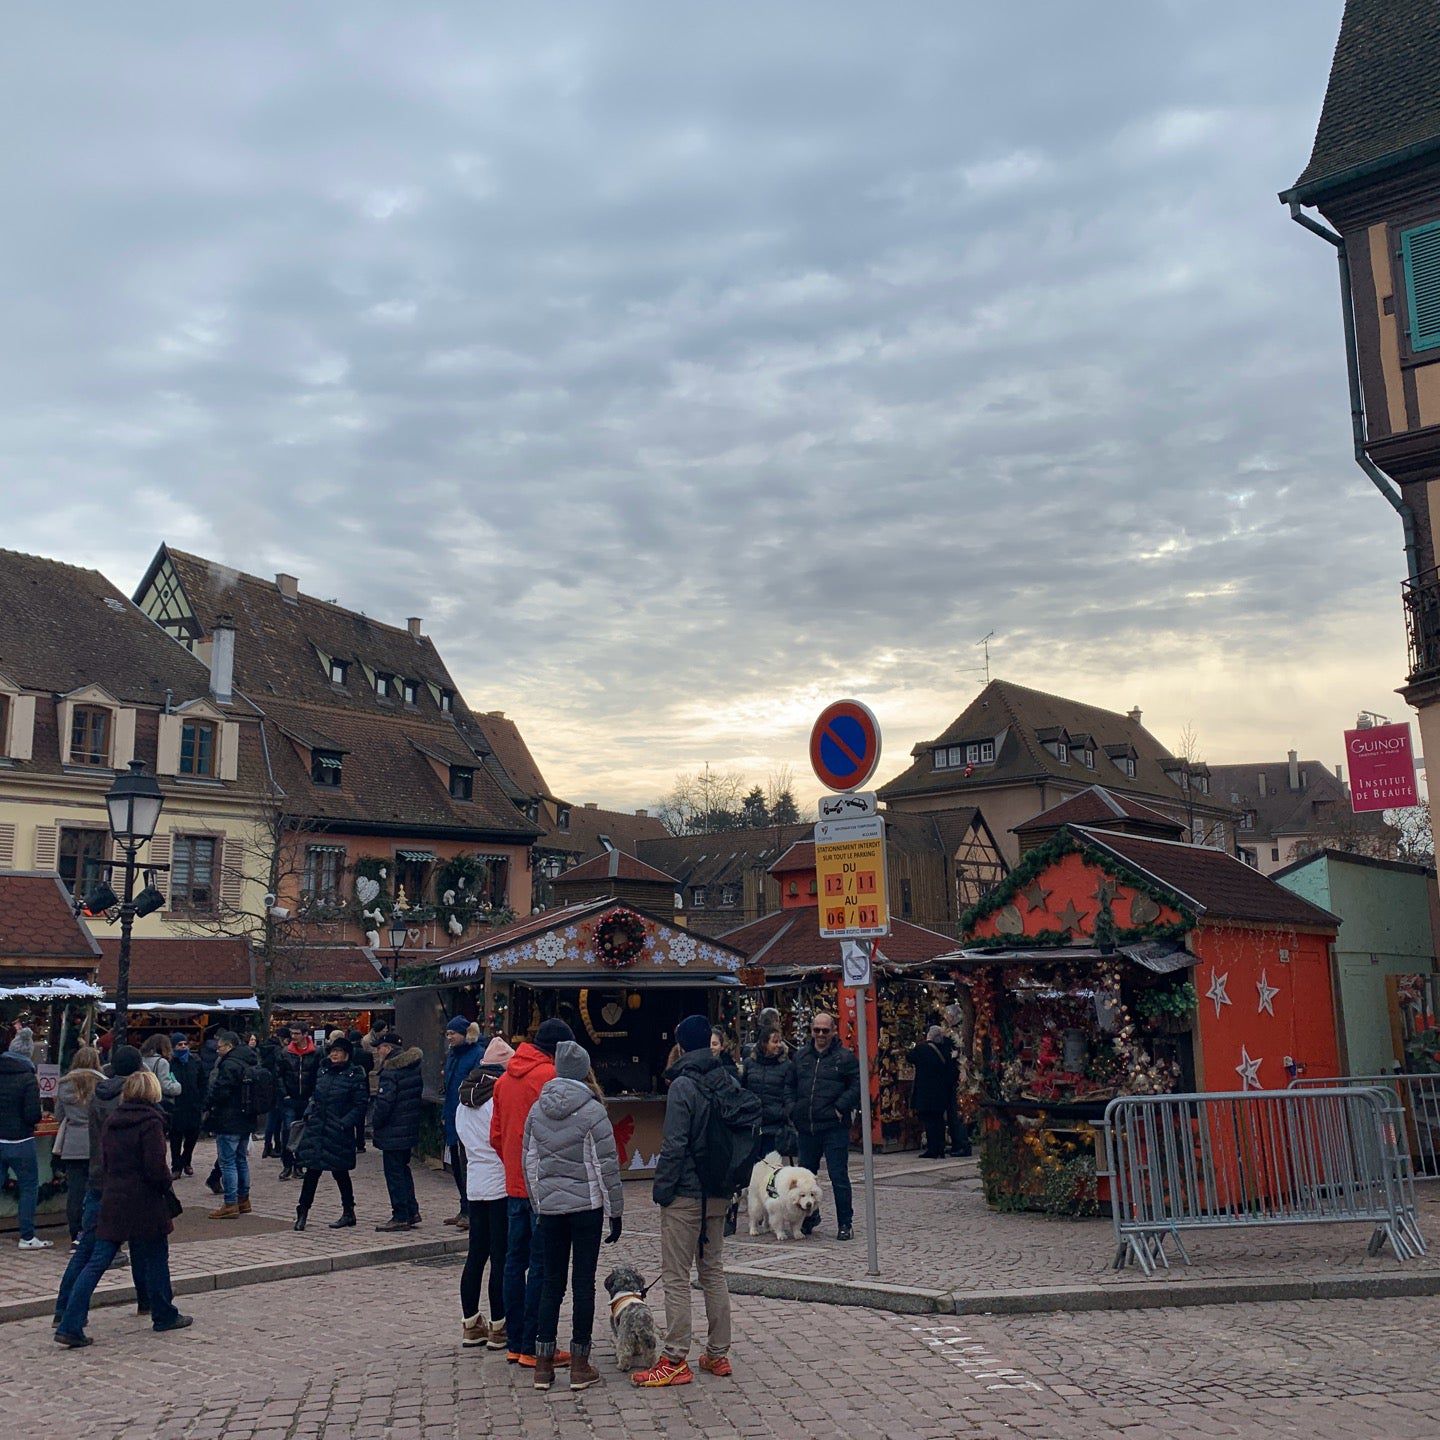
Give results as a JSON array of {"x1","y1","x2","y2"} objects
[{"x1": 746, "y1": 1151, "x2": 822, "y2": 1241}]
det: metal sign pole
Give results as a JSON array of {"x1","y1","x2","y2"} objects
[{"x1": 857, "y1": 939, "x2": 879, "y2": 1277}]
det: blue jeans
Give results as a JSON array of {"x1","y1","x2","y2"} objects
[
  {"x1": 54, "y1": 1187, "x2": 102, "y2": 1320},
  {"x1": 503, "y1": 1198, "x2": 549, "y2": 1357},
  {"x1": 798, "y1": 1125, "x2": 853, "y2": 1229},
  {"x1": 57, "y1": 1232, "x2": 177, "y2": 1337},
  {"x1": 264, "y1": 1096, "x2": 291, "y2": 1150},
  {"x1": 215, "y1": 1132, "x2": 250, "y2": 1205},
  {"x1": 0, "y1": 1139, "x2": 39, "y2": 1240}
]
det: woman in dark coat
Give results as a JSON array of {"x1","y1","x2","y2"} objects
[
  {"x1": 908, "y1": 1026, "x2": 956, "y2": 1160},
  {"x1": 168, "y1": 1032, "x2": 206, "y2": 1177},
  {"x1": 293, "y1": 1036, "x2": 368, "y2": 1231},
  {"x1": 742, "y1": 1028, "x2": 797, "y2": 1161},
  {"x1": 54, "y1": 1069, "x2": 191, "y2": 1346}
]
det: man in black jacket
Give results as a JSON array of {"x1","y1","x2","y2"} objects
[
  {"x1": 277, "y1": 1032, "x2": 320, "y2": 1180},
  {"x1": 204, "y1": 1030, "x2": 259, "y2": 1219},
  {"x1": 370, "y1": 1033, "x2": 424, "y2": 1231},
  {"x1": 168, "y1": 1033, "x2": 207, "y2": 1177},
  {"x1": 791, "y1": 1013, "x2": 861, "y2": 1241},
  {"x1": 0, "y1": 1029, "x2": 47, "y2": 1249}
]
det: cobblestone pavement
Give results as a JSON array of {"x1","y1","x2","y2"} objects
[
  {"x1": 6, "y1": 1252, "x2": 1440, "y2": 1438},
  {"x1": 5, "y1": 1144, "x2": 1438, "y2": 1315}
]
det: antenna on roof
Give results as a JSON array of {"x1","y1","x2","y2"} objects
[{"x1": 976, "y1": 631, "x2": 995, "y2": 685}]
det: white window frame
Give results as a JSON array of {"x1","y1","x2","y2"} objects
[
  {"x1": 403, "y1": 680, "x2": 418, "y2": 706},
  {"x1": 1056, "y1": 742, "x2": 1068, "y2": 764},
  {"x1": 329, "y1": 659, "x2": 347, "y2": 685},
  {"x1": 376, "y1": 674, "x2": 390, "y2": 698}
]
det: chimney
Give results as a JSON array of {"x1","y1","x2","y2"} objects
[
  {"x1": 407, "y1": 617, "x2": 422, "y2": 639},
  {"x1": 1335, "y1": 763, "x2": 1343, "y2": 781},
  {"x1": 1258, "y1": 772, "x2": 1268, "y2": 798},
  {"x1": 1288, "y1": 749, "x2": 1300, "y2": 791},
  {"x1": 275, "y1": 573, "x2": 298, "y2": 602},
  {"x1": 1127, "y1": 707, "x2": 1142, "y2": 725},
  {"x1": 209, "y1": 613, "x2": 235, "y2": 705},
  {"x1": 634, "y1": 808, "x2": 649, "y2": 818},
  {"x1": 585, "y1": 802, "x2": 598, "y2": 809}
]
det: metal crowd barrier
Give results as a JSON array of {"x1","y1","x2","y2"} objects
[
  {"x1": 1292, "y1": 1073, "x2": 1440, "y2": 1180},
  {"x1": 1102, "y1": 1088, "x2": 1427, "y2": 1276}
]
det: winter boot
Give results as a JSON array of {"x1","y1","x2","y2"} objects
[
  {"x1": 237, "y1": 1196, "x2": 252, "y2": 1215},
  {"x1": 533, "y1": 1341, "x2": 556, "y2": 1391},
  {"x1": 486, "y1": 1317, "x2": 507, "y2": 1351},
  {"x1": 293, "y1": 1207, "x2": 309, "y2": 1232},
  {"x1": 461, "y1": 1313, "x2": 486, "y2": 1348},
  {"x1": 208, "y1": 1203, "x2": 240, "y2": 1220},
  {"x1": 569, "y1": 1344, "x2": 601, "y2": 1391},
  {"x1": 328, "y1": 1209, "x2": 356, "y2": 1229}
]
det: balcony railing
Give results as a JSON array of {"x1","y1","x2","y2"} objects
[{"x1": 1403, "y1": 566, "x2": 1440, "y2": 684}]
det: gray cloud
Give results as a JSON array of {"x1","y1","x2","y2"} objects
[{"x1": 3, "y1": 1, "x2": 1391, "y2": 807}]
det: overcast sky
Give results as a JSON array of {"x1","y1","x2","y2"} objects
[{"x1": 5, "y1": 2, "x2": 1395, "y2": 811}]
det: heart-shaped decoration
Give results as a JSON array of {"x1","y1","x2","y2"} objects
[
  {"x1": 601, "y1": 1003, "x2": 623, "y2": 1027},
  {"x1": 407, "y1": 927, "x2": 422, "y2": 943},
  {"x1": 356, "y1": 876, "x2": 380, "y2": 906}
]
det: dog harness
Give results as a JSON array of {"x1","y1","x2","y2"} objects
[
  {"x1": 760, "y1": 1158, "x2": 783, "y2": 1200},
  {"x1": 609, "y1": 1291, "x2": 647, "y2": 1321}
]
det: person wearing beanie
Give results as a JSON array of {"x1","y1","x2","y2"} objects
[
  {"x1": 442, "y1": 1016, "x2": 485, "y2": 1225},
  {"x1": 291, "y1": 1035, "x2": 368, "y2": 1231},
  {"x1": 0, "y1": 1027, "x2": 47, "y2": 1249},
  {"x1": 371, "y1": 1031, "x2": 425, "y2": 1232},
  {"x1": 490, "y1": 1017, "x2": 573, "y2": 1367},
  {"x1": 633, "y1": 1015, "x2": 759, "y2": 1388},
  {"x1": 455, "y1": 1035, "x2": 515, "y2": 1352},
  {"x1": 521, "y1": 1041, "x2": 622, "y2": 1392},
  {"x1": 277, "y1": 1030, "x2": 319, "y2": 1180},
  {"x1": 257, "y1": 1027, "x2": 289, "y2": 1159},
  {"x1": 167, "y1": 1032, "x2": 205, "y2": 1177}
]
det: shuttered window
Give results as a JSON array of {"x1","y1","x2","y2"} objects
[{"x1": 1402, "y1": 220, "x2": 1440, "y2": 352}]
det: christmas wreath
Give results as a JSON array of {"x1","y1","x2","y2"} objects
[{"x1": 593, "y1": 907, "x2": 647, "y2": 970}]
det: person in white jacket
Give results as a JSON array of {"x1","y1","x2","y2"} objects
[
  {"x1": 455, "y1": 1036, "x2": 514, "y2": 1352},
  {"x1": 140, "y1": 1035, "x2": 182, "y2": 1101}
]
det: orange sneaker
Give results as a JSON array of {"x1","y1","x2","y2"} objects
[
  {"x1": 518, "y1": 1350, "x2": 570, "y2": 1369},
  {"x1": 632, "y1": 1356, "x2": 694, "y2": 1387},
  {"x1": 699, "y1": 1353, "x2": 733, "y2": 1377},
  {"x1": 506, "y1": 1351, "x2": 522, "y2": 1364}
]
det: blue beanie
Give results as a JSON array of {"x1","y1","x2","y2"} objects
[
  {"x1": 676, "y1": 1014, "x2": 712, "y2": 1054},
  {"x1": 446, "y1": 1015, "x2": 472, "y2": 1035}
]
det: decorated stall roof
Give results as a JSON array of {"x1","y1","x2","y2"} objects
[
  {"x1": 436, "y1": 898, "x2": 746, "y2": 984},
  {"x1": 721, "y1": 908, "x2": 957, "y2": 978}
]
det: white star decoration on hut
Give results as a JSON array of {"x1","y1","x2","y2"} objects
[
  {"x1": 1206, "y1": 969, "x2": 1232, "y2": 1018},
  {"x1": 1235, "y1": 1046, "x2": 1262, "y2": 1089},
  {"x1": 1256, "y1": 970, "x2": 1279, "y2": 1016}
]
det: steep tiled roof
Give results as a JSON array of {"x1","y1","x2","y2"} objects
[
  {"x1": 270, "y1": 946, "x2": 389, "y2": 988},
  {"x1": 638, "y1": 824, "x2": 814, "y2": 889},
  {"x1": 260, "y1": 699, "x2": 536, "y2": 839},
  {"x1": 720, "y1": 909, "x2": 956, "y2": 972},
  {"x1": 768, "y1": 841, "x2": 815, "y2": 876},
  {"x1": 1208, "y1": 760, "x2": 1389, "y2": 846},
  {"x1": 468, "y1": 711, "x2": 554, "y2": 802},
  {"x1": 548, "y1": 804, "x2": 671, "y2": 860},
  {"x1": 1014, "y1": 785, "x2": 1186, "y2": 839},
  {"x1": 97, "y1": 937, "x2": 250, "y2": 995},
  {"x1": 0, "y1": 872, "x2": 102, "y2": 962},
  {"x1": 0, "y1": 549, "x2": 212, "y2": 705},
  {"x1": 1073, "y1": 828, "x2": 1340, "y2": 929},
  {"x1": 877, "y1": 680, "x2": 1218, "y2": 819},
  {"x1": 555, "y1": 848, "x2": 677, "y2": 888},
  {"x1": 1289, "y1": 1, "x2": 1440, "y2": 199}
]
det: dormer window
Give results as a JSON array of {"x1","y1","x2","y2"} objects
[
  {"x1": 376, "y1": 674, "x2": 391, "y2": 698},
  {"x1": 1240, "y1": 810, "x2": 1256, "y2": 831},
  {"x1": 312, "y1": 750, "x2": 343, "y2": 786},
  {"x1": 1081, "y1": 748, "x2": 1095, "y2": 769},
  {"x1": 403, "y1": 680, "x2": 418, "y2": 706},
  {"x1": 1056, "y1": 742, "x2": 1068, "y2": 764},
  {"x1": 70, "y1": 706, "x2": 111, "y2": 767},
  {"x1": 439, "y1": 689, "x2": 454, "y2": 713},
  {"x1": 329, "y1": 659, "x2": 348, "y2": 686},
  {"x1": 964, "y1": 741, "x2": 995, "y2": 765},
  {"x1": 557, "y1": 805, "x2": 571, "y2": 832},
  {"x1": 1116, "y1": 755, "x2": 1136, "y2": 779},
  {"x1": 449, "y1": 766, "x2": 474, "y2": 801},
  {"x1": 690, "y1": 886, "x2": 707, "y2": 906},
  {"x1": 179, "y1": 719, "x2": 216, "y2": 777},
  {"x1": 719, "y1": 884, "x2": 739, "y2": 907},
  {"x1": 1193, "y1": 772, "x2": 1210, "y2": 795}
]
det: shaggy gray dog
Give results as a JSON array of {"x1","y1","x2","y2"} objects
[{"x1": 603, "y1": 1264, "x2": 659, "y2": 1371}]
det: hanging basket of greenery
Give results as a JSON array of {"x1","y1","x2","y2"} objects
[{"x1": 1134, "y1": 981, "x2": 1197, "y2": 1035}]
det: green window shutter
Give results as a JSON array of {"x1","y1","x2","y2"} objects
[{"x1": 1401, "y1": 220, "x2": 1440, "y2": 352}]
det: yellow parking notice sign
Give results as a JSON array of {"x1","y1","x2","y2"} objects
[{"x1": 815, "y1": 814, "x2": 890, "y2": 939}]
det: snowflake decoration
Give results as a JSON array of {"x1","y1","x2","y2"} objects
[
  {"x1": 670, "y1": 932, "x2": 698, "y2": 969},
  {"x1": 537, "y1": 931, "x2": 566, "y2": 969}
]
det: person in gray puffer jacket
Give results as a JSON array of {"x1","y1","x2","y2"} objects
[{"x1": 520, "y1": 1040, "x2": 623, "y2": 1392}]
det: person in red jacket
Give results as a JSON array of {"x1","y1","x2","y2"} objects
[{"x1": 490, "y1": 1017, "x2": 572, "y2": 1367}]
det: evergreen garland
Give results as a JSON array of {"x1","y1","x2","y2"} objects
[{"x1": 959, "y1": 826, "x2": 1198, "y2": 937}]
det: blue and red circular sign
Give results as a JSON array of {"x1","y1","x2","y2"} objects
[{"x1": 809, "y1": 699, "x2": 882, "y2": 792}]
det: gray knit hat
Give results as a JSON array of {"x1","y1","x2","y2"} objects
[
  {"x1": 9, "y1": 1027, "x2": 34, "y2": 1061},
  {"x1": 554, "y1": 1040, "x2": 591, "y2": 1082}
]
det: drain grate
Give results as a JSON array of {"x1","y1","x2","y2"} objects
[{"x1": 409, "y1": 1253, "x2": 465, "y2": 1269}]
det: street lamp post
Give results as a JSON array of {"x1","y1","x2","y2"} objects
[{"x1": 104, "y1": 761, "x2": 166, "y2": 1048}]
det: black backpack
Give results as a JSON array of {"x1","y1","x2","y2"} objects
[
  {"x1": 243, "y1": 1063, "x2": 277, "y2": 1116},
  {"x1": 693, "y1": 1067, "x2": 763, "y2": 1196}
]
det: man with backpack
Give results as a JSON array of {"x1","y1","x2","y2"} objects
[
  {"x1": 204, "y1": 1029, "x2": 272, "y2": 1219},
  {"x1": 633, "y1": 1014, "x2": 760, "y2": 1388}
]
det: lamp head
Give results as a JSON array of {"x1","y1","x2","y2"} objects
[{"x1": 105, "y1": 761, "x2": 165, "y2": 845}]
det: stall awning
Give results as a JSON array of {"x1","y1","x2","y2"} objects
[
  {"x1": 0, "y1": 977, "x2": 103, "y2": 1001},
  {"x1": 397, "y1": 849, "x2": 436, "y2": 863},
  {"x1": 271, "y1": 1000, "x2": 396, "y2": 1013},
  {"x1": 491, "y1": 971, "x2": 738, "y2": 989},
  {"x1": 98, "y1": 996, "x2": 261, "y2": 1013}
]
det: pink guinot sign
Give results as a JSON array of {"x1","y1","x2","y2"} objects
[{"x1": 1344, "y1": 722, "x2": 1419, "y2": 813}]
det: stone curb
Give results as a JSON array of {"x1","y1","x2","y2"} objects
[{"x1": 0, "y1": 1234, "x2": 471, "y2": 1326}]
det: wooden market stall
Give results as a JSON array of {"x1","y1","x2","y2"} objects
[
  {"x1": 429, "y1": 894, "x2": 748, "y2": 1175},
  {"x1": 955, "y1": 822, "x2": 1343, "y2": 1215}
]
